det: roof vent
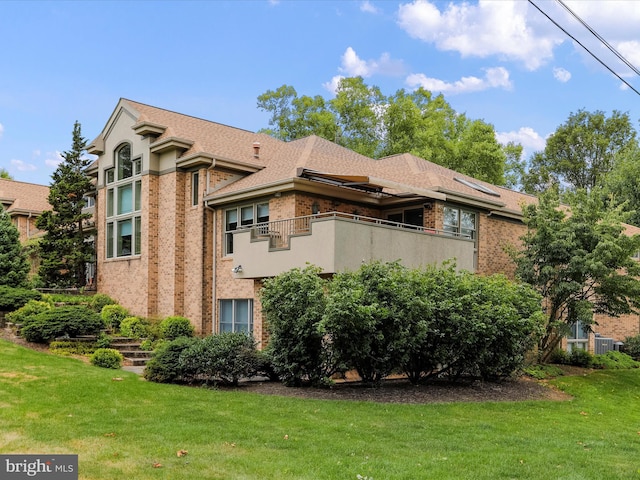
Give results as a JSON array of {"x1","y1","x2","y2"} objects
[{"x1": 253, "y1": 142, "x2": 261, "y2": 158}]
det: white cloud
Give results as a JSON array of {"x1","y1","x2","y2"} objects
[
  {"x1": 397, "y1": 0, "x2": 563, "y2": 70},
  {"x1": 45, "y1": 151, "x2": 64, "y2": 169},
  {"x1": 496, "y1": 127, "x2": 546, "y2": 156},
  {"x1": 10, "y1": 159, "x2": 37, "y2": 172},
  {"x1": 339, "y1": 47, "x2": 405, "y2": 78},
  {"x1": 553, "y1": 67, "x2": 571, "y2": 83},
  {"x1": 323, "y1": 75, "x2": 345, "y2": 94},
  {"x1": 0, "y1": 123, "x2": 4, "y2": 140},
  {"x1": 406, "y1": 66, "x2": 512, "y2": 94},
  {"x1": 360, "y1": 1, "x2": 379, "y2": 14},
  {"x1": 616, "y1": 41, "x2": 640, "y2": 73}
]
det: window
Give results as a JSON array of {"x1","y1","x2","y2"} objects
[
  {"x1": 567, "y1": 320, "x2": 589, "y2": 352},
  {"x1": 192, "y1": 172, "x2": 199, "y2": 206},
  {"x1": 443, "y1": 206, "x2": 476, "y2": 239},
  {"x1": 224, "y1": 202, "x2": 269, "y2": 255},
  {"x1": 386, "y1": 207, "x2": 424, "y2": 228},
  {"x1": 219, "y1": 299, "x2": 253, "y2": 333},
  {"x1": 106, "y1": 144, "x2": 142, "y2": 258}
]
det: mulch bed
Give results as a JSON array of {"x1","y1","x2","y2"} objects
[{"x1": 1, "y1": 326, "x2": 573, "y2": 404}]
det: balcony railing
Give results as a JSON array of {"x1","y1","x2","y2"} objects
[{"x1": 243, "y1": 211, "x2": 469, "y2": 250}]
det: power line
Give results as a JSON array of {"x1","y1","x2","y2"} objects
[
  {"x1": 556, "y1": 0, "x2": 640, "y2": 77},
  {"x1": 528, "y1": 0, "x2": 640, "y2": 97}
]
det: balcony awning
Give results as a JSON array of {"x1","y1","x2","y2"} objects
[{"x1": 296, "y1": 168, "x2": 446, "y2": 200}]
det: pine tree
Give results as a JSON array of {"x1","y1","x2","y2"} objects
[
  {"x1": 0, "y1": 206, "x2": 30, "y2": 287},
  {"x1": 36, "y1": 121, "x2": 94, "y2": 288}
]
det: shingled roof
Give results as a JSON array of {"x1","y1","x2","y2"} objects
[
  {"x1": 91, "y1": 98, "x2": 538, "y2": 217},
  {"x1": 0, "y1": 178, "x2": 50, "y2": 215}
]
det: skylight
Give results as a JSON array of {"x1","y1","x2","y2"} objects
[{"x1": 454, "y1": 177, "x2": 500, "y2": 197}]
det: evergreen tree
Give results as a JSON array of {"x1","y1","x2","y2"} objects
[
  {"x1": 0, "y1": 205, "x2": 30, "y2": 287},
  {"x1": 36, "y1": 121, "x2": 94, "y2": 288}
]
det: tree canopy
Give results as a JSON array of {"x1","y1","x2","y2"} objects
[
  {"x1": 36, "y1": 121, "x2": 94, "y2": 288},
  {"x1": 511, "y1": 188, "x2": 640, "y2": 361},
  {"x1": 522, "y1": 109, "x2": 637, "y2": 193},
  {"x1": 602, "y1": 145, "x2": 640, "y2": 227},
  {"x1": 0, "y1": 168, "x2": 12, "y2": 180},
  {"x1": 0, "y1": 205, "x2": 30, "y2": 287},
  {"x1": 258, "y1": 77, "x2": 516, "y2": 185}
]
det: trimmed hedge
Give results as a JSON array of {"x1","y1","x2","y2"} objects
[
  {"x1": 90, "y1": 348, "x2": 124, "y2": 369},
  {"x1": 159, "y1": 316, "x2": 195, "y2": 340}
]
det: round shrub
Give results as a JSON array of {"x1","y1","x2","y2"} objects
[
  {"x1": 90, "y1": 348, "x2": 124, "y2": 369},
  {"x1": 159, "y1": 316, "x2": 195, "y2": 340},
  {"x1": 144, "y1": 337, "x2": 199, "y2": 383},
  {"x1": 89, "y1": 293, "x2": 116, "y2": 313},
  {"x1": 119, "y1": 316, "x2": 150, "y2": 338},
  {"x1": 6, "y1": 299, "x2": 52, "y2": 325},
  {"x1": 568, "y1": 348, "x2": 593, "y2": 368},
  {"x1": 20, "y1": 305, "x2": 105, "y2": 343},
  {"x1": 622, "y1": 334, "x2": 640, "y2": 360},
  {"x1": 101, "y1": 304, "x2": 129, "y2": 331}
]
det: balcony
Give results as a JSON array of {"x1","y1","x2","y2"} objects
[{"x1": 231, "y1": 212, "x2": 475, "y2": 279}]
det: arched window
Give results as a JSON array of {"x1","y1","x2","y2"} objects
[
  {"x1": 105, "y1": 143, "x2": 142, "y2": 258},
  {"x1": 117, "y1": 144, "x2": 132, "y2": 180}
]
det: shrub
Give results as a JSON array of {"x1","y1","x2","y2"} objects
[
  {"x1": 20, "y1": 305, "x2": 105, "y2": 343},
  {"x1": 523, "y1": 364, "x2": 565, "y2": 379},
  {"x1": 90, "y1": 348, "x2": 124, "y2": 369},
  {"x1": 89, "y1": 293, "x2": 116, "y2": 313},
  {"x1": 591, "y1": 350, "x2": 640, "y2": 369},
  {"x1": 568, "y1": 348, "x2": 593, "y2": 367},
  {"x1": 50, "y1": 340, "x2": 97, "y2": 356},
  {"x1": 144, "y1": 337, "x2": 198, "y2": 383},
  {"x1": 260, "y1": 265, "x2": 339, "y2": 387},
  {"x1": 179, "y1": 333, "x2": 261, "y2": 386},
  {"x1": 548, "y1": 348, "x2": 570, "y2": 365},
  {"x1": 621, "y1": 334, "x2": 640, "y2": 360},
  {"x1": 0, "y1": 286, "x2": 42, "y2": 312},
  {"x1": 101, "y1": 304, "x2": 129, "y2": 331},
  {"x1": 119, "y1": 316, "x2": 150, "y2": 339},
  {"x1": 95, "y1": 332, "x2": 112, "y2": 349},
  {"x1": 6, "y1": 300, "x2": 52, "y2": 325},
  {"x1": 321, "y1": 261, "x2": 415, "y2": 385},
  {"x1": 159, "y1": 316, "x2": 195, "y2": 340},
  {"x1": 43, "y1": 293, "x2": 87, "y2": 305}
]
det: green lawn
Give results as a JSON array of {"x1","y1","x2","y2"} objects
[{"x1": 1, "y1": 340, "x2": 639, "y2": 479}]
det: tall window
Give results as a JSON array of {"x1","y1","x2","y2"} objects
[
  {"x1": 192, "y1": 172, "x2": 199, "y2": 206},
  {"x1": 224, "y1": 202, "x2": 269, "y2": 255},
  {"x1": 567, "y1": 321, "x2": 589, "y2": 352},
  {"x1": 219, "y1": 299, "x2": 253, "y2": 333},
  {"x1": 105, "y1": 144, "x2": 142, "y2": 258}
]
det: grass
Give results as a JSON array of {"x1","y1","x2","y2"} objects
[{"x1": 1, "y1": 340, "x2": 640, "y2": 479}]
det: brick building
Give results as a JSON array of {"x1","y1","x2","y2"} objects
[
  {"x1": 0, "y1": 178, "x2": 50, "y2": 242},
  {"x1": 86, "y1": 98, "x2": 640, "y2": 350}
]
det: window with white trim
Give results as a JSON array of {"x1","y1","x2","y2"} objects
[
  {"x1": 224, "y1": 202, "x2": 269, "y2": 255},
  {"x1": 219, "y1": 299, "x2": 253, "y2": 333},
  {"x1": 567, "y1": 320, "x2": 589, "y2": 352},
  {"x1": 105, "y1": 144, "x2": 142, "y2": 258}
]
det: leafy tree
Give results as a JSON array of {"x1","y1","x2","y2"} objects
[
  {"x1": 602, "y1": 145, "x2": 640, "y2": 227},
  {"x1": 257, "y1": 78, "x2": 512, "y2": 184},
  {"x1": 0, "y1": 168, "x2": 12, "y2": 179},
  {"x1": 260, "y1": 265, "x2": 339, "y2": 386},
  {"x1": 511, "y1": 188, "x2": 640, "y2": 361},
  {"x1": 36, "y1": 121, "x2": 94, "y2": 288},
  {"x1": 522, "y1": 109, "x2": 637, "y2": 193},
  {"x1": 0, "y1": 205, "x2": 30, "y2": 287}
]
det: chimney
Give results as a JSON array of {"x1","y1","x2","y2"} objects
[{"x1": 253, "y1": 142, "x2": 261, "y2": 158}]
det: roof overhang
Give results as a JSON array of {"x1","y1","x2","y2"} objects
[
  {"x1": 296, "y1": 168, "x2": 447, "y2": 201},
  {"x1": 150, "y1": 137, "x2": 194, "y2": 154},
  {"x1": 133, "y1": 120, "x2": 166, "y2": 137}
]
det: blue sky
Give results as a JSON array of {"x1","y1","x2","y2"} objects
[{"x1": 1, "y1": 0, "x2": 639, "y2": 186}]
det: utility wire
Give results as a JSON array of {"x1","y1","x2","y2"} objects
[
  {"x1": 556, "y1": 0, "x2": 640, "y2": 77},
  {"x1": 528, "y1": 0, "x2": 640, "y2": 97}
]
